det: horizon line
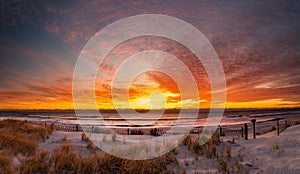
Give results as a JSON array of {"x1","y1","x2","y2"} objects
[{"x1": 0, "y1": 107, "x2": 300, "y2": 111}]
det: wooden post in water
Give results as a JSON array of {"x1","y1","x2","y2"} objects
[
  {"x1": 219, "y1": 125, "x2": 223, "y2": 136},
  {"x1": 244, "y1": 123, "x2": 248, "y2": 140},
  {"x1": 251, "y1": 119, "x2": 256, "y2": 139},
  {"x1": 276, "y1": 118, "x2": 280, "y2": 136}
]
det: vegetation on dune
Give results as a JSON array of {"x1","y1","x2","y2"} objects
[
  {"x1": 0, "y1": 120, "x2": 176, "y2": 174},
  {"x1": 180, "y1": 130, "x2": 253, "y2": 174},
  {"x1": 183, "y1": 131, "x2": 220, "y2": 159},
  {"x1": 0, "y1": 153, "x2": 14, "y2": 174},
  {"x1": 19, "y1": 150, "x2": 52, "y2": 174},
  {"x1": 6, "y1": 119, "x2": 292, "y2": 173},
  {"x1": 30, "y1": 143, "x2": 175, "y2": 174},
  {"x1": 0, "y1": 120, "x2": 52, "y2": 173},
  {"x1": 0, "y1": 120, "x2": 52, "y2": 156}
]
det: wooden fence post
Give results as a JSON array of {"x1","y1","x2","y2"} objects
[
  {"x1": 244, "y1": 123, "x2": 248, "y2": 140},
  {"x1": 241, "y1": 127, "x2": 244, "y2": 137},
  {"x1": 251, "y1": 119, "x2": 256, "y2": 139}
]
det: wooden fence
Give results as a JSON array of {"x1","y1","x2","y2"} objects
[
  {"x1": 41, "y1": 119, "x2": 299, "y2": 139},
  {"x1": 219, "y1": 119, "x2": 300, "y2": 140}
]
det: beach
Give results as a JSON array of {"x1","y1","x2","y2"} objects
[{"x1": 0, "y1": 109, "x2": 300, "y2": 173}]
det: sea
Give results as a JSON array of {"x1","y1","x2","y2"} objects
[{"x1": 1, "y1": 108, "x2": 299, "y2": 133}]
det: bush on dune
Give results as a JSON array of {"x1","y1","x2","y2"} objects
[
  {"x1": 0, "y1": 131, "x2": 15, "y2": 150},
  {"x1": 0, "y1": 123, "x2": 41, "y2": 156},
  {"x1": 0, "y1": 131, "x2": 38, "y2": 156},
  {"x1": 0, "y1": 120, "x2": 51, "y2": 142},
  {"x1": 185, "y1": 132, "x2": 220, "y2": 159},
  {"x1": 79, "y1": 154, "x2": 103, "y2": 174},
  {"x1": 19, "y1": 150, "x2": 52, "y2": 174},
  {"x1": 0, "y1": 120, "x2": 52, "y2": 173},
  {"x1": 52, "y1": 144, "x2": 80, "y2": 173},
  {"x1": 15, "y1": 136, "x2": 38, "y2": 156}
]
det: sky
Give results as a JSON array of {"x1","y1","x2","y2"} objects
[{"x1": 0, "y1": 0, "x2": 300, "y2": 110}]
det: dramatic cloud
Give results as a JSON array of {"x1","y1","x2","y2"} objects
[{"x1": 0, "y1": 0, "x2": 299, "y2": 109}]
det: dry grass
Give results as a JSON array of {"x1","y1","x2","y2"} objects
[
  {"x1": 0, "y1": 154, "x2": 14, "y2": 174},
  {"x1": 107, "y1": 150, "x2": 175, "y2": 174},
  {"x1": 218, "y1": 158, "x2": 229, "y2": 174},
  {"x1": 19, "y1": 150, "x2": 52, "y2": 174},
  {"x1": 205, "y1": 141, "x2": 217, "y2": 159},
  {"x1": 14, "y1": 136, "x2": 38, "y2": 156},
  {"x1": 183, "y1": 135, "x2": 192, "y2": 149},
  {"x1": 192, "y1": 139, "x2": 203, "y2": 155},
  {"x1": 0, "y1": 120, "x2": 51, "y2": 156},
  {"x1": 184, "y1": 131, "x2": 220, "y2": 159},
  {"x1": 0, "y1": 119, "x2": 181, "y2": 173},
  {"x1": 0, "y1": 120, "x2": 51, "y2": 140},
  {"x1": 194, "y1": 154, "x2": 199, "y2": 161},
  {"x1": 112, "y1": 133, "x2": 116, "y2": 142},
  {"x1": 225, "y1": 145, "x2": 231, "y2": 158},
  {"x1": 0, "y1": 120, "x2": 52, "y2": 173},
  {"x1": 271, "y1": 143, "x2": 280, "y2": 151},
  {"x1": 244, "y1": 168, "x2": 250, "y2": 174},
  {"x1": 183, "y1": 154, "x2": 189, "y2": 166},
  {"x1": 79, "y1": 153, "x2": 103, "y2": 173},
  {"x1": 49, "y1": 144, "x2": 101, "y2": 173},
  {"x1": 81, "y1": 132, "x2": 88, "y2": 141},
  {"x1": 102, "y1": 134, "x2": 107, "y2": 142},
  {"x1": 52, "y1": 144, "x2": 80, "y2": 173},
  {"x1": 0, "y1": 131, "x2": 37, "y2": 156},
  {"x1": 19, "y1": 142, "x2": 175, "y2": 174},
  {"x1": 204, "y1": 132, "x2": 219, "y2": 159},
  {"x1": 86, "y1": 140, "x2": 97, "y2": 150},
  {"x1": 233, "y1": 157, "x2": 240, "y2": 172},
  {"x1": 237, "y1": 150, "x2": 244, "y2": 162}
]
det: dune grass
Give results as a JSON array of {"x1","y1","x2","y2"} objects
[
  {"x1": 19, "y1": 150, "x2": 52, "y2": 174},
  {"x1": 0, "y1": 153, "x2": 14, "y2": 174},
  {"x1": 48, "y1": 143, "x2": 175, "y2": 174},
  {"x1": 0, "y1": 120, "x2": 53, "y2": 173},
  {"x1": 1, "y1": 119, "x2": 258, "y2": 173},
  {"x1": 0, "y1": 120, "x2": 51, "y2": 156},
  {"x1": 0, "y1": 119, "x2": 177, "y2": 173},
  {"x1": 183, "y1": 131, "x2": 220, "y2": 159}
]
